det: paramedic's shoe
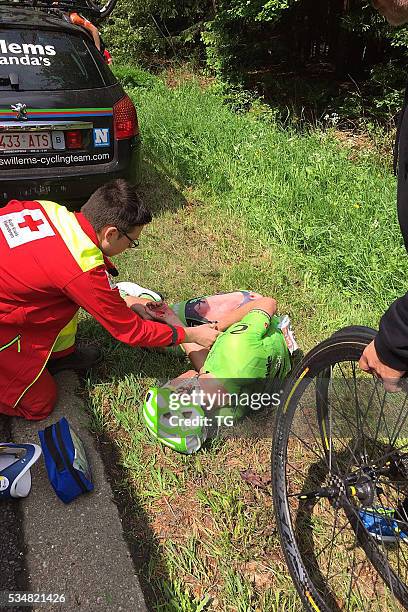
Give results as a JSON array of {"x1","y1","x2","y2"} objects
[
  {"x1": 359, "y1": 506, "x2": 408, "y2": 543},
  {"x1": 47, "y1": 345, "x2": 102, "y2": 375}
]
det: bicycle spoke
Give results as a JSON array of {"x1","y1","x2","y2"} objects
[
  {"x1": 389, "y1": 392, "x2": 408, "y2": 448},
  {"x1": 371, "y1": 440, "x2": 408, "y2": 468},
  {"x1": 351, "y1": 361, "x2": 367, "y2": 462},
  {"x1": 315, "y1": 511, "x2": 352, "y2": 562},
  {"x1": 345, "y1": 519, "x2": 362, "y2": 611},
  {"x1": 319, "y1": 375, "x2": 361, "y2": 467},
  {"x1": 298, "y1": 380, "x2": 334, "y2": 452},
  {"x1": 322, "y1": 368, "x2": 380, "y2": 472},
  {"x1": 273, "y1": 333, "x2": 408, "y2": 611},
  {"x1": 333, "y1": 368, "x2": 388, "y2": 474},
  {"x1": 287, "y1": 427, "x2": 328, "y2": 466},
  {"x1": 370, "y1": 384, "x2": 389, "y2": 460}
]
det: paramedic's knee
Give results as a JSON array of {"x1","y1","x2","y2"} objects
[{"x1": 15, "y1": 371, "x2": 58, "y2": 421}]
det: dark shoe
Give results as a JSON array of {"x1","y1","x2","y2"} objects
[{"x1": 47, "y1": 344, "x2": 102, "y2": 375}]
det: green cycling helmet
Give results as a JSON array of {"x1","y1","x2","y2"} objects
[{"x1": 143, "y1": 387, "x2": 207, "y2": 454}]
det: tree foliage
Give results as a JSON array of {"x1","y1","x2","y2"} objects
[
  {"x1": 103, "y1": 0, "x2": 408, "y2": 122},
  {"x1": 102, "y1": 0, "x2": 214, "y2": 66}
]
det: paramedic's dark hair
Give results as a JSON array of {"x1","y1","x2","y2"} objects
[{"x1": 81, "y1": 179, "x2": 152, "y2": 232}]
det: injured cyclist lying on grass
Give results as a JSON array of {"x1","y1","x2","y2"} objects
[{"x1": 118, "y1": 285, "x2": 299, "y2": 454}]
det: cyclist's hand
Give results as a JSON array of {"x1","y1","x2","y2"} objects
[
  {"x1": 184, "y1": 323, "x2": 220, "y2": 349},
  {"x1": 145, "y1": 300, "x2": 167, "y2": 319},
  {"x1": 129, "y1": 302, "x2": 155, "y2": 320},
  {"x1": 145, "y1": 301, "x2": 182, "y2": 325},
  {"x1": 359, "y1": 340, "x2": 406, "y2": 392}
]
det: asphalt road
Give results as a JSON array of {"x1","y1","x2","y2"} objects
[
  {"x1": 10, "y1": 372, "x2": 147, "y2": 612},
  {"x1": 0, "y1": 416, "x2": 31, "y2": 612}
]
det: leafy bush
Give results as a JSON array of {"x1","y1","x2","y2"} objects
[
  {"x1": 104, "y1": 0, "x2": 408, "y2": 124},
  {"x1": 102, "y1": 0, "x2": 213, "y2": 66}
]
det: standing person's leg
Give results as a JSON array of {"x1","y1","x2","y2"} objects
[{"x1": 0, "y1": 369, "x2": 57, "y2": 421}]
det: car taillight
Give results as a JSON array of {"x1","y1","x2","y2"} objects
[
  {"x1": 103, "y1": 49, "x2": 112, "y2": 65},
  {"x1": 114, "y1": 95, "x2": 139, "y2": 140},
  {"x1": 65, "y1": 130, "x2": 82, "y2": 149}
]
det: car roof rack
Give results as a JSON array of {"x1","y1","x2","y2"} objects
[{"x1": 0, "y1": 0, "x2": 103, "y2": 20}]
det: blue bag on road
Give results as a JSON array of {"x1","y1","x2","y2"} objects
[{"x1": 38, "y1": 417, "x2": 93, "y2": 504}]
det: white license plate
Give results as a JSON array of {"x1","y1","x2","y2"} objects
[{"x1": 0, "y1": 131, "x2": 52, "y2": 151}]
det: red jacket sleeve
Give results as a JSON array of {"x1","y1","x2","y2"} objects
[{"x1": 63, "y1": 266, "x2": 186, "y2": 347}]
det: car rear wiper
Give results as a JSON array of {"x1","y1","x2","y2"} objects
[{"x1": 0, "y1": 73, "x2": 19, "y2": 90}]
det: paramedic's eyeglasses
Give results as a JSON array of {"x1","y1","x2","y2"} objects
[{"x1": 119, "y1": 230, "x2": 139, "y2": 248}]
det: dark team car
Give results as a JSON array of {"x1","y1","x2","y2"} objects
[{"x1": 0, "y1": 0, "x2": 140, "y2": 206}]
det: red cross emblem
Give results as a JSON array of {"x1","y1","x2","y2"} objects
[{"x1": 18, "y1": 215, "x2": 44, "y2": 232}]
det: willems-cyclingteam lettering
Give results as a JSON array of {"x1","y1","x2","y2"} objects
[
  {"x1": 0, "y1": 152, "x2": 111, "y2": 168},
  {"x1": 0, "y1": 39, "x2": 56, "y2": 66}
]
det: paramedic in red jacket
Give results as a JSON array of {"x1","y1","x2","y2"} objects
[{"x1": 0, "y1": 179, "x2": 219, "y2": 421}]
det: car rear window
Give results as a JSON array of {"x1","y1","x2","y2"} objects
[{"x1": 0, "y1": 28, "x2": 114, "y2": 91}]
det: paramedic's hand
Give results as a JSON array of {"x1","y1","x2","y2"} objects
[
  {"x1": 184, "y1": 323, "x2": 220, "y2": 349},
  {"x1": 125, "y1": 297, "x2": 155, "y2": 320},
  {"x1": 359, "y1": 340, "x2": 406, "y2": 393}
]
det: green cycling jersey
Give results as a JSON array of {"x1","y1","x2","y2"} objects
[{"x1": 203, "y1": 309, "x2": 292, "y2": 394}]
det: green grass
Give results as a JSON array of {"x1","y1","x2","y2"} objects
[
  {"x1": 123, "y1": 65, "x2": 404, "y2": 316},
  {"x1": 79, "y1": 65, "x2": 408, "y2": 610}
]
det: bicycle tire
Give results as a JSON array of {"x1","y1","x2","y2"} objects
[
  {"x1": 85, "y1": 0, "x2": 117, "y2": 20},
  {"x1": 272, "y1": 327, "x2": 408, "y2": 611}
]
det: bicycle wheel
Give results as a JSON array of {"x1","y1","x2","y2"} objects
[
  {"x1": 272, "y1": 326, "x2": 408, "y2": 611},
  {"x1": 85, "y1": 0, "x2": 117, "y2": 20}
]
